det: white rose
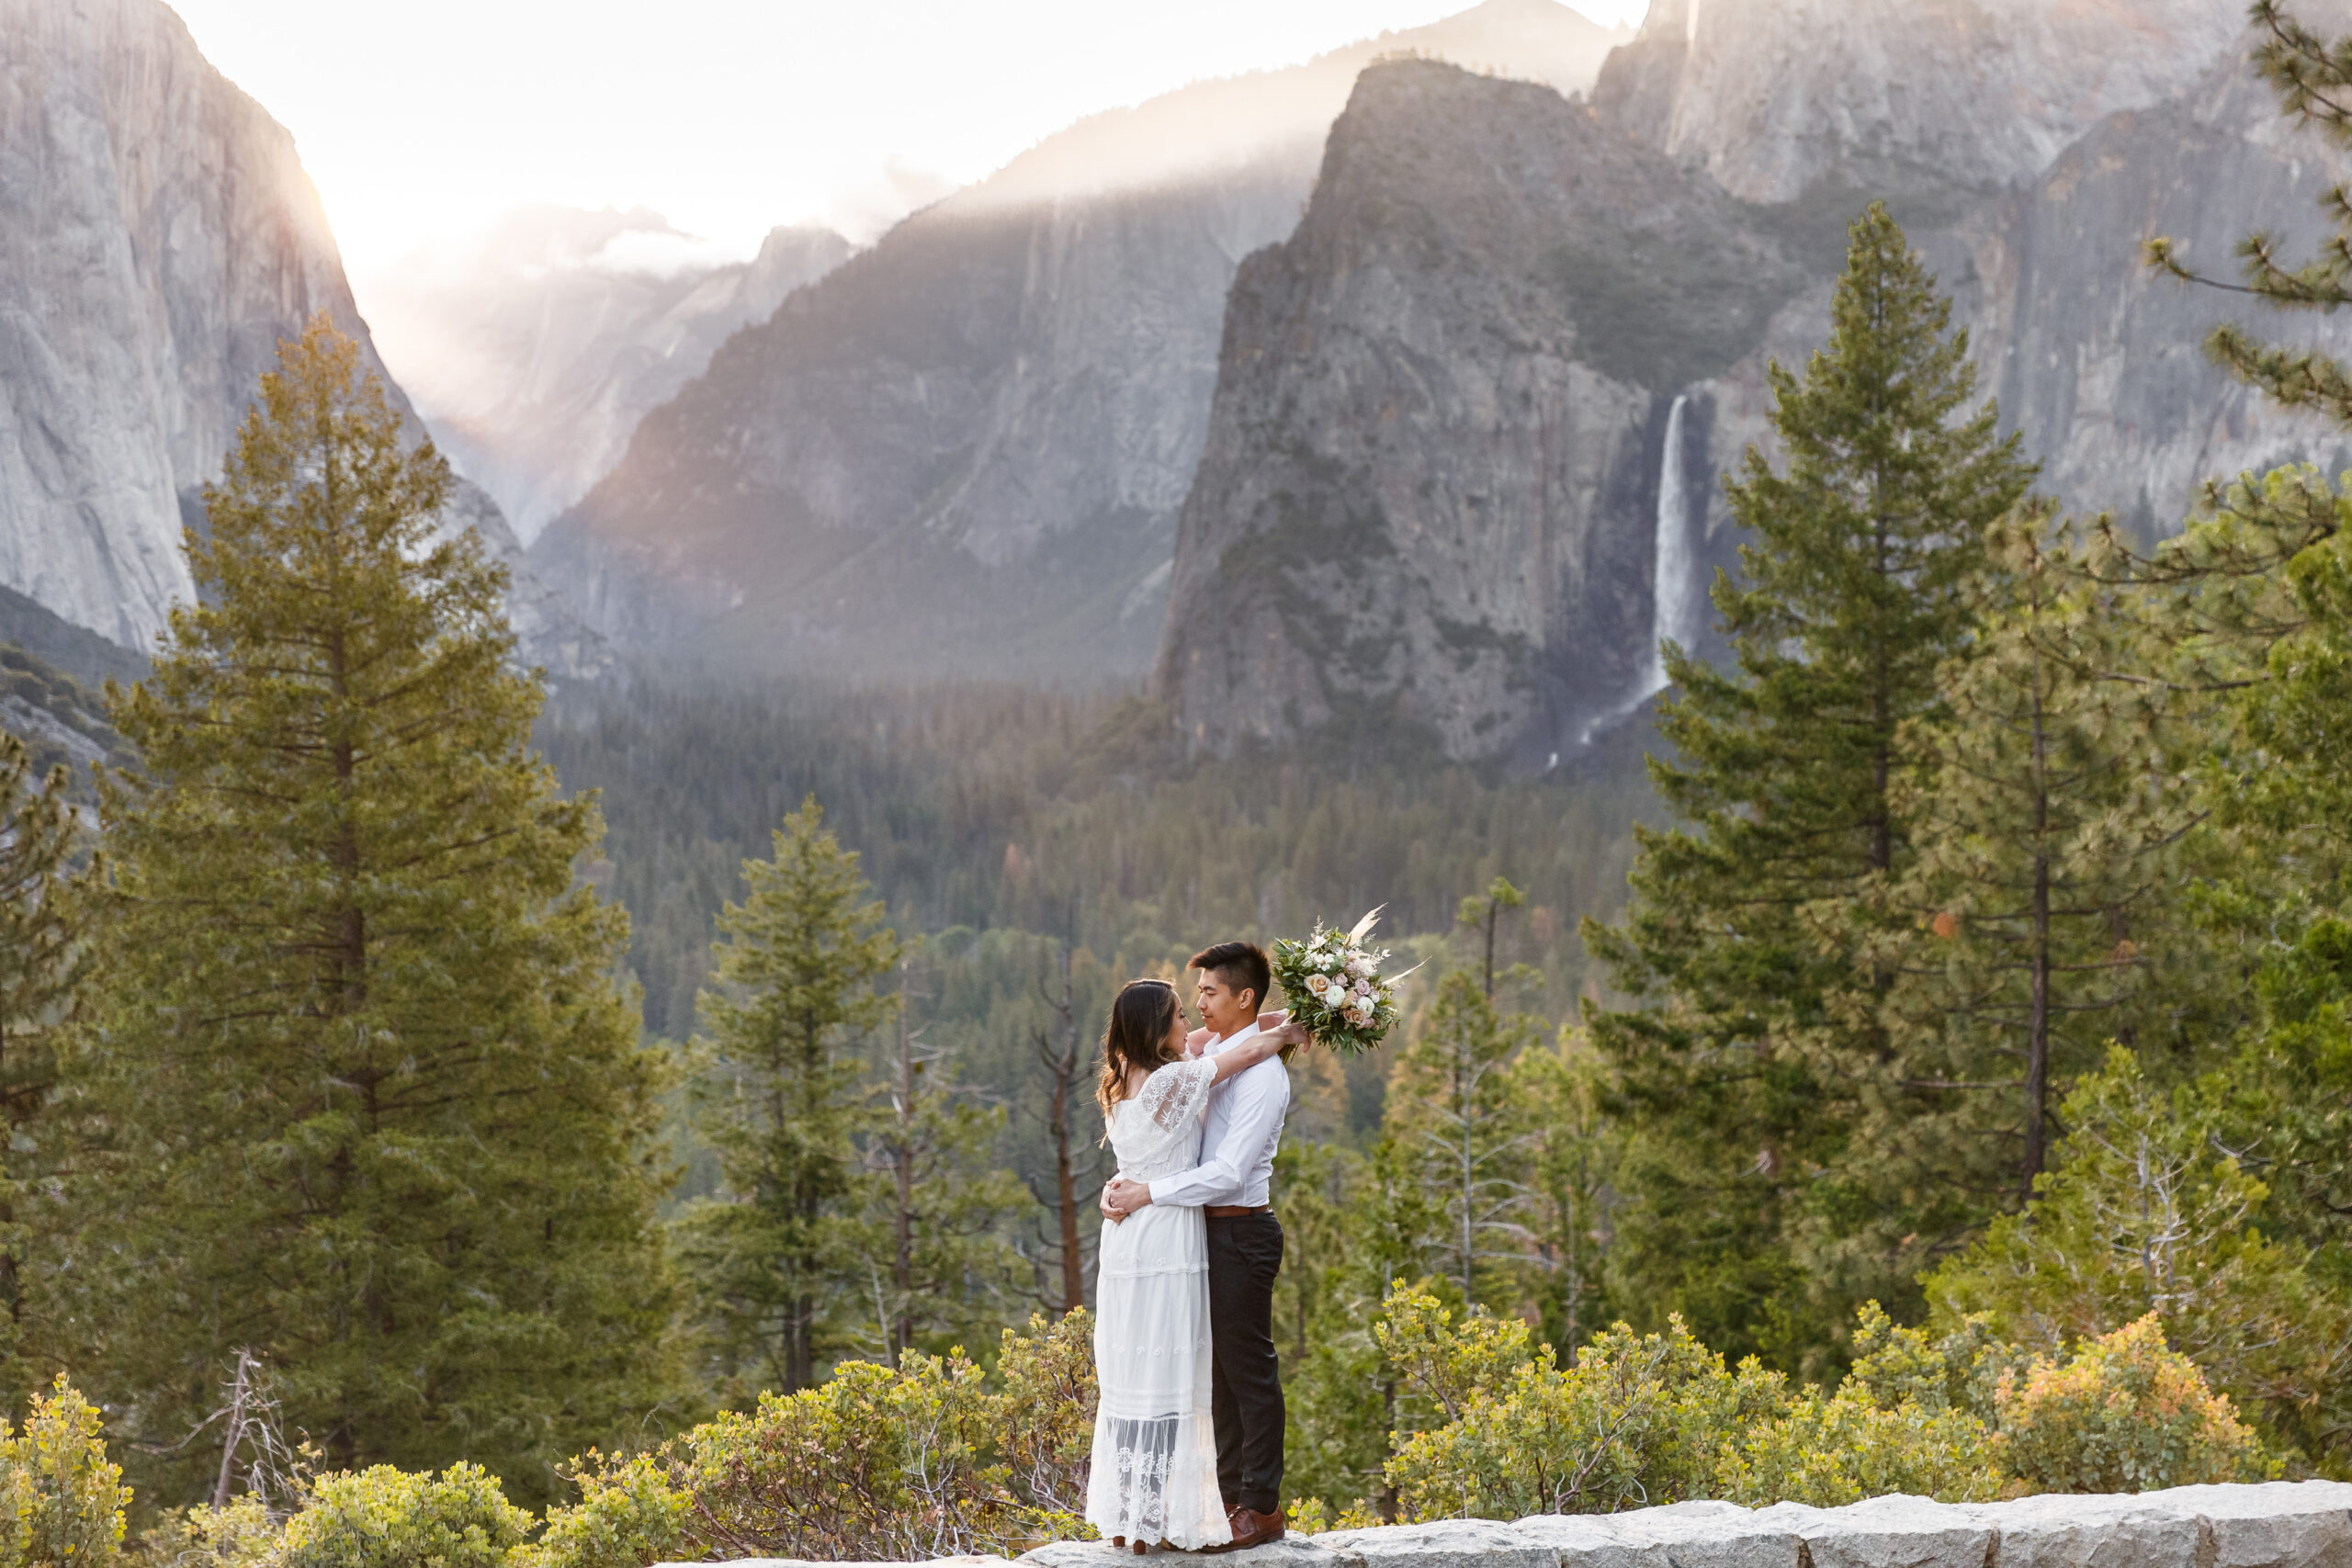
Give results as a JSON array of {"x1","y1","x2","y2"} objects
[{"x1": 1306, "y1": 973, "x2": 1334, "y2": 1001}]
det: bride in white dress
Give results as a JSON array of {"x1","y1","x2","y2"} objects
[{"x1": 1085, "y1": 979, "x2": 1302, "y2": 1554}]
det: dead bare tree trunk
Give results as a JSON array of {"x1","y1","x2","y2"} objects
[
  {"x1": 1028, "y1": 941, "x2": 1098, "y2": 1313},
  {"x1": 211, "y1": 1348, "x2": 254, "y2": 1509}
]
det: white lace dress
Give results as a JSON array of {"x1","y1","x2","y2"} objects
[{"x1": 1085, "y1": 1055, "x2": 1231, "y2": 1551}]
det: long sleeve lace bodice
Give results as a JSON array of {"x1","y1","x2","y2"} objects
[{"x1": 1107, "y1": 1056, "x2": 1218, "y2": 1182}]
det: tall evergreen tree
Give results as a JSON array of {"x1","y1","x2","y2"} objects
[
  {"x1": 2140, "y1": 2, "x2": 2352, "y2": 1461},
  {"x1": 1833, "y1": 513, "x2": 2202, "y2": 1227},
  {"x1": 72, "y1": 319, "x2": 673, "y2": 1502},
  {"x1": 0, "y1": 731, "x2": 83, "y2": 1386},
  {"x1": 677, "y1": 795, "x2": 898, "y2": 1397},
  {"x1": 1584, "y1": 204, "x2": 2037, "y2": 1372}
]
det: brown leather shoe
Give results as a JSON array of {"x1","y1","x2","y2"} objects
[{"x1": 1203, "y1": 1507, "x2": 1284, "y2": 1553}]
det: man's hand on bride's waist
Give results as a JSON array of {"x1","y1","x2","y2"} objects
[{"x1": 1102, "y1": 1175, "x2": 1152, "y2": 1221}]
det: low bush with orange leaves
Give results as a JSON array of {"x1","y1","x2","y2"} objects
[{"x1": 1994, "y1": 1314, "x2": 2277, "y2": 1493}]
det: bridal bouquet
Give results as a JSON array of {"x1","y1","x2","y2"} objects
[{"x1": 1270, "y1": 908, "x2": 1410, "y2": 1057}]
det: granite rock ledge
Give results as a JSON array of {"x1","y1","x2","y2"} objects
[{"x1": 661, "y1": 1481, "x2": 2352, "y2": 1568}]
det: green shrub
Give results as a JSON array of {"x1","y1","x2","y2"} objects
[
  {"x1": 1717, "y1": 1384, "x2": 2005, "y2": 1506},
  {"x1": 133, "y1": 1496, "x2": 278, "y2": 1568},
  {"x1": 991, "y1": 1310, "x2": 1095, "y2": 1517},
  {"x1": 0, "y1": 1376, "x2": 130, "y2": 1568},
  {"x1": 1926, "y1": 1049, "x2": 2345, "y2": 1436},
  {"x1": 678, "y1": 1349, "x2": 1082, "y2": 1561},
  {"x1": 1841, "y1": 1302, "x2": 2030, "y2": 1427},
  {"x1": 1376, "y1": 1289, "x2": 1541, "y2": 1427},
  {"x1": 1994, "y1": 1314, "x2": 2277, "y2": 1492},
  {"x1": 513, "y1": 1453, "x2": 687, "y2": 1568},
  {"x1": 277, "y1": 1464, "x2": 530, "y2": 1568},
  {"x1": 1380, "y1": 1290, "x2": 1781, "y2": 1519}
]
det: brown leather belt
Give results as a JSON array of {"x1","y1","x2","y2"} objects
[{"x1": 1206, "y1": 1204, "x2": 1272, "y2": 1219}]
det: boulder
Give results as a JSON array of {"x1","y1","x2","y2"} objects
[
  {"x1": 1313, "y1": 1518, "x2": 1559, "y2": 1568},
  {"x1": 2141, "y1": 1481, "x2": 2352, "y2": 1568},
  {"x1": 1513, "y1": 1498, "x2": 1799, "y2": 1566}
]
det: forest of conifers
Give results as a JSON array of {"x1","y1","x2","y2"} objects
[{"x1": 6, "y1": 6, "x2": 2352, "y2": 1560}]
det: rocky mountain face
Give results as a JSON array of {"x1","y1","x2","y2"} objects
[
  {"x1": 1158, "y1": 62, "x2": 1809, "y2": 765},
  {"x1": 0, "y1": 0, "x2": 607, "y2": 675},
  {"x1": 362, "y1": 209, "x2": 850, "y2": 541},
  {"x1": 1594, "y1": 0, "x2": 2245, "y2": 206},
  {"x1": 1163, "y1": 2, "x2": 2352, "y2": 763},
  {"x1": 529, "y1": 0, "x2": 1629, "y2": 683}
]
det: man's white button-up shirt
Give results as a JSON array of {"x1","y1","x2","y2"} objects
[{"x1": 1146, "y1": 1021, "x2": 1291, "y2": 1209}]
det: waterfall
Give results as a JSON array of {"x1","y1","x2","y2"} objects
[
  {"x1": 1641, "y1": 392, "x2": 1696, "y2": 698},
  {"x1": 1570, "y1": 392, "x2": 1696, "y2": 753}
]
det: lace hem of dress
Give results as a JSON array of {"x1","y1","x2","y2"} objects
[{"x1": 1094, "y1": 1414, "x2": 1226, "y2": 1547}]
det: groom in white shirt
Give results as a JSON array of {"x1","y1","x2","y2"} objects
[{"x1": 1102, "y1": 941, "x2": 1291, "y2": 1551}]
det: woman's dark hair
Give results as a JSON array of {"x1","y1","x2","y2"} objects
[{"x1": 1097, "y1": 978, "x2": 1183, "y2": 1122}]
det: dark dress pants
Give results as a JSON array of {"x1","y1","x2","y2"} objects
[{"x1": 1205, "y1": 1211, "x2": 1285, "y2": 1515}]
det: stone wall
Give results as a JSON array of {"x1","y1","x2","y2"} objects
[{"x1": 666, "y1": 1480, "x2": 2352, "y2": 1568}]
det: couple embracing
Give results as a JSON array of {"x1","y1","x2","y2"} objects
[{"x1": 1083, "y1": 942, "x2": 1309, "y2": 1555}]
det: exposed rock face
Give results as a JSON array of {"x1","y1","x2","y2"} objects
[
  {"x1": 1158, "y1": 61, "x2": 1815, "y2": 762},
  {"x1": 1593, "y1": 0, "x2": 2245, "y2": 205},
  {"x1": 1957, "y1": 56, "x2": 2352, "y2": 536},
  {"x1": 362, "y1": 209, "x2": 850, "y2": 541},
  {"x1": 530, "y1": 0, "x2": 1629, "y2": 683},
  {"x1": 0, "y1": 0, "x2": 606, "y2": 676},
  {"x1": 1165, "y1": 7, "x2": 2352, "y2": 763},
  {"x1": 1, "y1": 637, "x2": 125, "y2": 789}
]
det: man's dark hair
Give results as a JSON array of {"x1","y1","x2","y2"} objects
[{"x1": 1191, "y1": 940, "x2": 1272, "y2": 1013}]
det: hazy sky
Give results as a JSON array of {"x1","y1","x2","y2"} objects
[{"x1": 169, "y1": 0, "x2": 1650, "y2": 276}]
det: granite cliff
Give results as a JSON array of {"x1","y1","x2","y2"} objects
[
  {"x1": 528, "y1": 0, "x2": 1629, "y2": 683},
  {"x1": 1592, "y1": 0, "x2": 2245, "y2": 207},
  {"x1": 1157, "y1": 62, "x2": 1808, "y2": 765},
  {"x1": 0, "y1": 0, "x2": 606, "y2": 675},
  {"x1": 362, "y1": 209, "x2": 851, "y2": 541},
  {"x1": 1162, "y1": 3, "x2": 2352, "y2": 762}
]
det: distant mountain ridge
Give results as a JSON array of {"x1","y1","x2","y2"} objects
[
  {"x1": 364, "y1": 209, "x2": 852, "y2": 541},
  {"x1": 529, "y1": 0, "x2": 1631, "y2": 683},
  {"x1": 0, "y1": 0, "x2": 607, "y2": 675}
]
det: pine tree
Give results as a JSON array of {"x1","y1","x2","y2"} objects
[
  {"x1": 2138, "y1": 3, "x2": 2352, "y2": 1461},
  {"x1": 1584, "y1": 204, "x2": 2037, "y2": 1372},
  {"x1": 1514, "y1": 1031, "x2": 1617, "y2": 1359},
  {"x1": 1926, "y1": 1048, "x2": 2349, "y2": 1446},
  {"x1": 0, "y1": 731, "x2": 84, "y2": 1385},
  {"x1": 1383, "y1": 969, "x2": 1535, "y2": 1309},
  {"x1": 677, "y1": 795, "x2": 898, "y2": 1396},
  {"x1": 2148, "y1": 1, "x2": 2352, "y2": 424},
  {"x1": 1827, "y1": 513, "x2": 2202, "y2": 1247},
  {"x1": 72, "y1": 318, "x2": 673, "y2": 1502},
  {"x1": 861, "y1": 955, "x2": 1027, "y2": 1365}
]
